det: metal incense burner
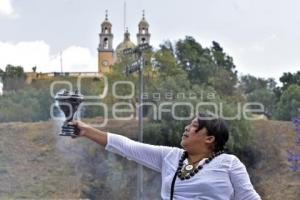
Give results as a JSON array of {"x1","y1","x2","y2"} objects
[{"x1": 55, "y1": 90, "x2": 84, "y2": 138}]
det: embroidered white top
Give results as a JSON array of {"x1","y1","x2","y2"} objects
[{"x1": 105, "y1": 133, "x2": 261, "y2": 200}]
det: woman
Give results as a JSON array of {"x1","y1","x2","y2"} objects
[{"x1": 69, "y1": 112, "x2": 261, "y2": 200}]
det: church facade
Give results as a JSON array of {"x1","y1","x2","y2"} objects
[
  {"x1": 97, "y1": 11, "x2": 151, "y2": 74},
  {"x1": 25, "y1": 11, "x2": 150, "y2": 84}
]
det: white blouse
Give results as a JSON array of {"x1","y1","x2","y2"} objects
[{"x1": 105, "y1": 133, "x2": 261, "y2": 200}]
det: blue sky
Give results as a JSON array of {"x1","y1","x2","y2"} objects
[{"x1": 0, "y1": 0, "x2": 300, "y2": 83}]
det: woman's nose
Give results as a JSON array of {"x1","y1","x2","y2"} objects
[{"x1": 185, "y1": 125, "x2": 189, "y2": 131}]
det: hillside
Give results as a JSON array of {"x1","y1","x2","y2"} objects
[
  {"x1": 0, "y1": 119, "x2": 299, "y2": 199},
  {"x1": 250, "y1": 120, "x2": 300, "y2": 200}
]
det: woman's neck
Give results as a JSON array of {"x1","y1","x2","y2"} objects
[{"x1": 187, "y1": 150, "x2": 212, "y2": 164}]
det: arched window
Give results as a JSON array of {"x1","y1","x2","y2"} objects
[
  {"x1": 103, "y1": 38, "x2": 109, "y2": 49},
  {"x1": 104, "y1": 27, "x2": 109, "y2": 34},
  {"x1": 141, "y1": 28, "x2": 146, "y2": 34}
]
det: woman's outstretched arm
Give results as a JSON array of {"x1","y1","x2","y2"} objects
[
  {"x1": 70, "y1": 120, "x2": 108, "y2": 146},
  {"x1": 70, "y1": 120, "x2": 178, "y2": 172}
]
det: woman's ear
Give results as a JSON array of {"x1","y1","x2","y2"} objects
[{"x1": 205, "y1": 135, "x2": 215, "y2": 144}]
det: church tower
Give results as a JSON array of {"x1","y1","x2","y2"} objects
[
  {"x1": 137, "y1": 11, "x2": 151, "y2": 45},
  {"x1": 98, "y1": 10, "x2": 114, "y2": 74}
]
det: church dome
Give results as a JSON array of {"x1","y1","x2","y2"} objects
[{"x1": 115, "y1": 30, "x2": 136, "y2": 61}]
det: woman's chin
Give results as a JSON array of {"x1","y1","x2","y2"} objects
[{"x1": 180, "y1": 140, "x2": 186, "y2": 148}]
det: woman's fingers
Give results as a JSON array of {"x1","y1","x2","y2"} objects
[
  {"x1": 68, "y1": 120, "x2": 78, "y2": 126},
  {"x1": 67, "y1": 120, "x2": 91, "y2": 137}
]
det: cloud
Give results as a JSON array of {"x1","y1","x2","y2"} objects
[
  {"x1": 0, "y1": 41, "x2": 97, "y2": 73},
  {"x1": 249, "y1": 34, "x2": 278, "y2": 52},
  {"x1": 0, "y1": 0, "x2": 14, "y2": 16},
  {"x1": 54, "y1": 46, "x2": 97, "y2": 72}
]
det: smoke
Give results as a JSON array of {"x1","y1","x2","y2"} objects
[{"x1": 52, "y1": 104, "x2": 161, "y2": 199}]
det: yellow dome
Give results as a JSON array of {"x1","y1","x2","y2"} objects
[{"x1": 115, "y1": 31, "x2": 136, "y2": 61}]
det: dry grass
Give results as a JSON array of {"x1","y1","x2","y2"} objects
[
  {"x1": 0, "y1": 121, "x2": 80, "y2": 199},
  {"x1": 250, "y1": 120, "x2": 300, "y2": 200},
  {"x1": 0, "y1": 119, "x2": 299, "y2": 199},
  {"x1": 0, "y1": 118, "x2": 141, "y2": 199}
]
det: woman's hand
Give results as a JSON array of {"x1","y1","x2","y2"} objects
[
  {"x1": 68, "y1": 120, "x2": 108, "y2": 146},
  {"x1": 68, "y1": 120, "x2": 92, "y2": 137}
]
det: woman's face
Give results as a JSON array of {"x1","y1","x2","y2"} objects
[{"x1": 180, "y1": 117, "x2": 215, "y2": 152}]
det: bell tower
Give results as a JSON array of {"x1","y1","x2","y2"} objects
[
  {"x1": 137, "y1": 10, "x2": 151, "y2": 45},
  {"x1": 98, "y1": 10, "x2": 114, "y2": 74}
]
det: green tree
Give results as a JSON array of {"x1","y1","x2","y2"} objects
[
  {"x1": 154, "y1": 45, "x2": 187, "y2": 81},
  {"x1": 176, "y1": 36, "x2": 214, "y2": 85},
  {"x1": 239, "y1": 76, "x2": 277, "y2": 94},
  {"x1": 239, "y1": 75, "x2": 278, "y2": 118},
  {"x1": 247, "y1": 88, "x2": 277, "y2": 118},
  {"x1": 280, "y1": 71, "x2": 300, "y2": 91},
  {"x1": 2, "y1": 64, "x2": 27, "y2": 91},
  {"x1": 211, "y1": 68, "x2": 237, "y2": 95},
  {"x1": 211, "y1": 41, "x2": 236, "y2": 72},
  {"x1": 176, "y1": 37, "x2": 238, "y2": 95},
  {"x1": 208, "y1": 41, "x2": 237, "y2": 95},
  {"x1": 276, "y1": 84, "x2": 300, "y2": 120}
]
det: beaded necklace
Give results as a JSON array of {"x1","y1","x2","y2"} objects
[{"x1": 177, "y1": 150, "x2": 224, "y2": 180}]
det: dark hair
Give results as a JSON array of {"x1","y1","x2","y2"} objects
[{"x1": 196, "y1": 112, "x2": 229, "y2": 152}]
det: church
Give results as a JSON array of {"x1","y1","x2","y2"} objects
[
  {"x1": 97, "y1": 10, "x2": 151, "y2": 74},
  {"x1": 25, "y1": 11, "x2": 151, "y2": 84}
]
